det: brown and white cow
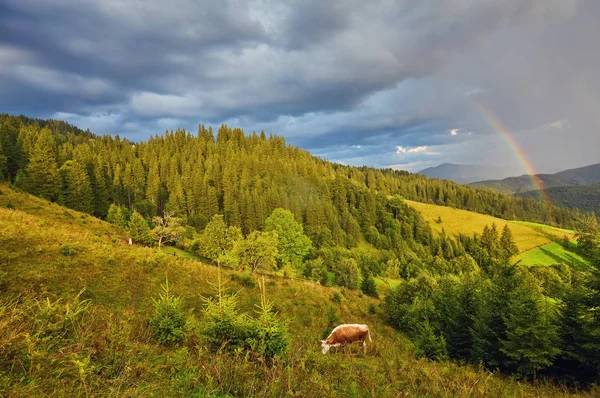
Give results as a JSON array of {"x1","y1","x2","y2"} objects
[{"x1": 320, "y1": 324, "x2": 372, "y2": 354}]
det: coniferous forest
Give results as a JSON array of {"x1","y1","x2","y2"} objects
[{"x1": 1, "y1": 113, "x2": 600, "y2": 389}]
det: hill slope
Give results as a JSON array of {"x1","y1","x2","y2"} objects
[
  {"x1": 469, "y1": 163, "x2": 600, "y2": 193},
  {"x1": 1, "y1": 186, "x2": 595, "y2": 397},
  {"x1": 405, "y1": 200, "x2": 573, "y2": 253},
  {"x1": 417, "y1": 163, "x2": 508, "y2": 184}
]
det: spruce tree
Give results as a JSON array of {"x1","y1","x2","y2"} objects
[
  {"x1": 500, "y1": 276, "x2": 560, "y2": 380},
  {"x1": 24, "y1": 127, "x2": 59, "y2": 201},
  {"x1": 128, "y1": 211, "x2": 152, "y2": 245},
  {"x1": 499, "y1": 225, "x2": 519, "y2": 260},
  {"x1": 62, "y1": 160, "x2": 94, "y2": 214},
  {"x1": 107, "y1": 203, "x2": 128, "y2": 228},
  {"x1": 360, "y1": 272, "x2": 379, "y2": 298},
  {"x1": 558, "y1": 275, "x2": 598, "y2": 382},
  {"x1": 0, "y1": 141, "x2": 8, "y2": 180}
]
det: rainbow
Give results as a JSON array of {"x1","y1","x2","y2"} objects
[{"x1": 470, "y1": 98, "x2": 550, "y2": 206}]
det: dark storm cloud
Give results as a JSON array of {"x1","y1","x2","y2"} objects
[{"x1": 0, "y1": 0, "x2": 597, "y2": 172}]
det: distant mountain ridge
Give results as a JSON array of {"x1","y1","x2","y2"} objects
[
  {"x1": 469, "y1": 163, "x2": 600, "y2": 194},
  {"x1": 417, "y1": 163, "x2": 510, "y2": 184}
]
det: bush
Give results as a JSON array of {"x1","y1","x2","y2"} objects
[
  {"x1": 202, "y1": 273, "x2": 287, "y2": 360},
  {"x1": 331, "y1": 292, "x2": 342, "y2": 304},
  {"x1": 368, "y1": 303, "x2": 377, "y2": 315},
  {"x1": 59, "y1": 243, "x2": 79, "y2": 256},
  {"x1": 247, "y1": 278, "x2": 288, "y2": 359},
  {"x1": 150, "y1": 278, "x2": 186, "y2": 346}
]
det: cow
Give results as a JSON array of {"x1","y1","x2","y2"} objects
[{"x1": 320, "y1": 324, "x2": 372, "y2": 354}]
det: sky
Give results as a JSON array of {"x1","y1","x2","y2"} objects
[{"x1": 1, "y1": 0, "x2": 599, "y2": 175}]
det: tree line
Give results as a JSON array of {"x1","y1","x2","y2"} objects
[{"x1": 0, "y1": 114, "x2": 581, "y2": 233}]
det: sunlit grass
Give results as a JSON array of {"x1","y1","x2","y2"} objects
[
  {"x1": 516, "y1": 241, "x2": 591, "y2": 270},
  {"x1": 406, "y1": 200, "x2": 572, "y2": 252}
]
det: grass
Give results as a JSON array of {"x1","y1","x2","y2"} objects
[
  {"x1": 406, "y1": 200, "x2": 574, "y2": 253},
  {"x1": 516, "y1": 241, "x2": 591, "y2": 270},
  {"x1": 1, "y1": 185, "x2": 597, "y2": 397},
  {"x1": 159, "y1": 245, "x2": 205, "y2": 262}
]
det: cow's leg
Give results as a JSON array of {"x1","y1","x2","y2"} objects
[{"x1": 363, "y1": 340, "x2": 367, "y2": 354}]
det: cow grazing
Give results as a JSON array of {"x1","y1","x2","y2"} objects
[{"x1": 320, "y1": 324, "x2": 372, "y2": 354}]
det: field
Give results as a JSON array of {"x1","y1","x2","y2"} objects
[
  {"x1": 406, "y1": 200, "x2": 574, "y2": 253},
  {"x1": 1, "y1": 185, "x2": 597, "y2": 396},
  {"x1": 516, "y1": 241, "x2": 591, "y2": 270}
]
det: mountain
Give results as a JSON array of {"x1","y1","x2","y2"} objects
[
  {"x1": 469, "y1": 163, "x2": 600, "y2": 194},
  {"x1": 517, "y1": 183, "x2": 600, "y2": 213},
  {"x1": 417, "y1": 163, "x2": 509, "y2": 184}
]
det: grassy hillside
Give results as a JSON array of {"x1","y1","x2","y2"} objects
[
  {"x1": 1, "y1": 185, "x2": 595, "y2": 396},
  {"x1": 406, "y1": 200, "x2": 573, "y2": 253},
  {"x1": 516, "y1": 241, "x2": 591, "y2": 270}
]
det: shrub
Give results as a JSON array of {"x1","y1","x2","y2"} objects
[
  {"x1": 150, "y1": 277, "x2": 186, "y2": 346},
  {"x1": 368, "y1": 303, "x2": 377, "y2": 315},
  {"x1": 246, "y1": 278, "x2": 288, "y2": 359},
  {"x1": 331, "y1": 292, "x2": 342, "y2": 304},
  {"x1": 202, "y1": 271, "x2": 287, "y2": 360},
  {"x1": 59, "y1": 243, "x2": 79, "y2": 256}
]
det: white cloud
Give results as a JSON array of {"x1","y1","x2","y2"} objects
[
  {"x1": 449, "y1": 128, "x2": 459, "y2": 135},
  {"x1": 396, "y1": 145, "x2": 429, "y2": 154},
  {"x1": 545, "y1": 119, "x2": 569, "y2": 129}
]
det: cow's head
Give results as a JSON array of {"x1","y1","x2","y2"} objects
[{"x1": 320, "y1": 340, "x2": 331, "y2": 354}]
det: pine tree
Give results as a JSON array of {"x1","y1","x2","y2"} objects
[
  {"x1": 107, "y1": 203, "x2": 128, "y2": 228},
  {"x1": 0, "y1": 140, "x2": 8, "y2": 180},
  {"x1": 500, "y1": 276, "x2": 560, "y2": 380},
  {"x1": 24, "y1": 127, "x2": 60, "y2": 201},
  {"x1": 128, "y1": 211, "x2": 152, "y2": 245},
  {"x1": 360, "y1": 272, "x2": 379, "y2": 298},
  {"x1": 499, "y1": 225, "x2": 519, "y2": 260},
  {"x1": 61, "y1": 160, "x2": 94, "y2": 214},
  {"x1": 92, "y1": 158, "x2": 110, "y2": 218},
  {"x1": 558, "y1": 275, "x2": 598, "y2": 381}
]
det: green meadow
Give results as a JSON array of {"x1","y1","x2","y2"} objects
[{"x1": 516, "y1": 241, "x2": 591, "y2": 270}]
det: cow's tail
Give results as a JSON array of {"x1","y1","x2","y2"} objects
[{"x1": 367, "y1": 326, "x2": 372, "y2": 342}]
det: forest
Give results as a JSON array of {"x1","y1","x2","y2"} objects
[{"x1": 1, "y1": 113, "x2": 599, "y2": 386}]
